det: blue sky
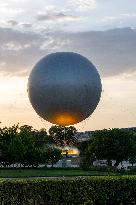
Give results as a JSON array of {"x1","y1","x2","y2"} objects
[{"x1": 0, "y1": 0, "x2": 136, "y2": 130}]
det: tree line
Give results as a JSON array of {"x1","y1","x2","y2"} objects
[
  {"x1": 79, "y1": 128, "x2": 136, "y2": 168},
  {"x1": 1, "y1": 123, "x2": 136, "y2": 169},
  {"x1": 0, "y1": 124, "x2": 77, "y2": 168}
]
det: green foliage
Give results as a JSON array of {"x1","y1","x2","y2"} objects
[
  {"x1": 49, "y1": 125, "x2": 77, "y2": 147},
  {"x1": 0, "y1": 124, "x2": 19, "y2": 167},
  {"x1": 79, "y1": 129, "x2": 135, "y2": 168},
  {"x1": 1, "y1": 176, "x2": 136, "y2": 204},
  {"x1": 39, "y1": 146, "x2": 63, "y2": 167},
  {"x1": 78, "y1": 140, "x2": 93, "y2": 169},
  {"x1": 45, "y1": 146, "x2": 63, "y2": 167},
  {"x1": 32, "y1": 128, "x2": 53, "y2": 148},
  {"x1": 0, "y1": 125, "x2": 62, "y2": 168}
]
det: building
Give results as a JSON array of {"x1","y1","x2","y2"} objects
[{"x1": 74, "y1": 131, "x2": 93, "y2": 142}]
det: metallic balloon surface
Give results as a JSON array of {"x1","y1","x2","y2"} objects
[{"x1": 28, "y1": 52, "x2": 102, "y2": 126}]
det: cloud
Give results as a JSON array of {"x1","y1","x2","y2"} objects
[
  {"x1": 70, "y1": 0, "x2": 97, "y2": 11},
  {"x1": 21, "y1": 23, "x2": 32, "y2": 28},
  {"x1": 37, "y1": 5, "x2": 80, "y2": 22},
  {"x1": 7, "y1": 21, "x2": 32, "y2": 29},
  {"x1": 0, "y1": 27, "x2": 136, "y2": 78},
  {"x1": 100, "y1": 13, "x2": 136, "y2": 28},
  {"x1": 121, "y1": 13, "x2": 136, "y2": 18},
  {"x1": 1, "y1": 42, "x2": 31, "y2": 51},
  {"x1": 62, "y1": 27, "x2": 136, "y2": 77},
  {"x1": 0, "y1": 2, "x2": 24, "y2": 17},
  {"x1": 0, "y1": 27, "x2": 42, "y2": 75},
  {"x1": 7, "y1": 20, "x2": 18, "y2": 26},
  {"x1": 0, "y1": 27, "x2": 65, "y2": 76},
  {"x1": 0, "y1": 0, "x2": 27, "y2": 24},
  {"x1": 37, "y1": 12, "x2": 80, "y2": 22}
]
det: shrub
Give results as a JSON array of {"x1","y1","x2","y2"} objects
[{"x1": 1, "y1": 176, "x2": 136, "y2": 204}]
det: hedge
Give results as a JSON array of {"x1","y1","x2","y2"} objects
[{"x1": 1, "y1": 176, "x2": 136, "y2": 205}]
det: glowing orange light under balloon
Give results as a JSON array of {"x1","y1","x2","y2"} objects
[{"x1": 50, "y1": 112, "x2": 80, "y2": 126}]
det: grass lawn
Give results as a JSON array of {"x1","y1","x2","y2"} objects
[{"x1": 0, "y1": 168, "x2": 118, "y2": 178}]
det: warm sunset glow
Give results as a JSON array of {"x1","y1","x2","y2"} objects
[
  {"x1": 62, "y1": 149, "x2": 79, "y2": 155},
  {"x1": 0, "y1": 0, "x2": 136, "y2": 130},
  {"x1": 50, "y1": 112, "x2": 80, "y2": 126}
]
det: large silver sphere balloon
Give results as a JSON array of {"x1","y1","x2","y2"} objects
[{"x1": 28, "y1": 52, "x2": 102, "y2": 126}]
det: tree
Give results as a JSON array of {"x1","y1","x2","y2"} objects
[
  {"x1": 38, "y1": 145, "x2": 62, "y2": 167},
  {"x1": 49, "y1": 125, "x2": 77, "y2": 147},
  {"x1": 0, "y1": 125, "x2": 43, "y2": 168},
  {"x1": 48, "y1": 146, "x2": 62, "y2": 167},
  {"x1": 128, "y1": 132, "x2": 136, "y2": 166},
  {"x1": 18, "y1": 127, "x2": 41, "y2": 167},
  {"x1": 0, "y1": 124, "x2": 63, "y2": 168},
  {"x1": 0, "y1": 125, "x2": 19, "y2": 167},
  {"x1": 79, "y1": 129, "x2": 135, "y2": 168},
  {"x1": 7, "y1": 134, "x2": 26, "y2": 167},
  {"x1": 32, "y1": 128, "x2": 53, "y2": 148},
  {"x1": 78, "y1": 139, "x2": 96, "y2": 169}
]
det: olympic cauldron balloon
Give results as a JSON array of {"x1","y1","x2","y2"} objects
[{"x1": 28, "y1": 52, "x2": 102, "y2": 126}]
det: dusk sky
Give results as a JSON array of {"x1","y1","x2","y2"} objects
[{"x1": 0, "y1": 0, "x2": 136, "y2": 131}]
